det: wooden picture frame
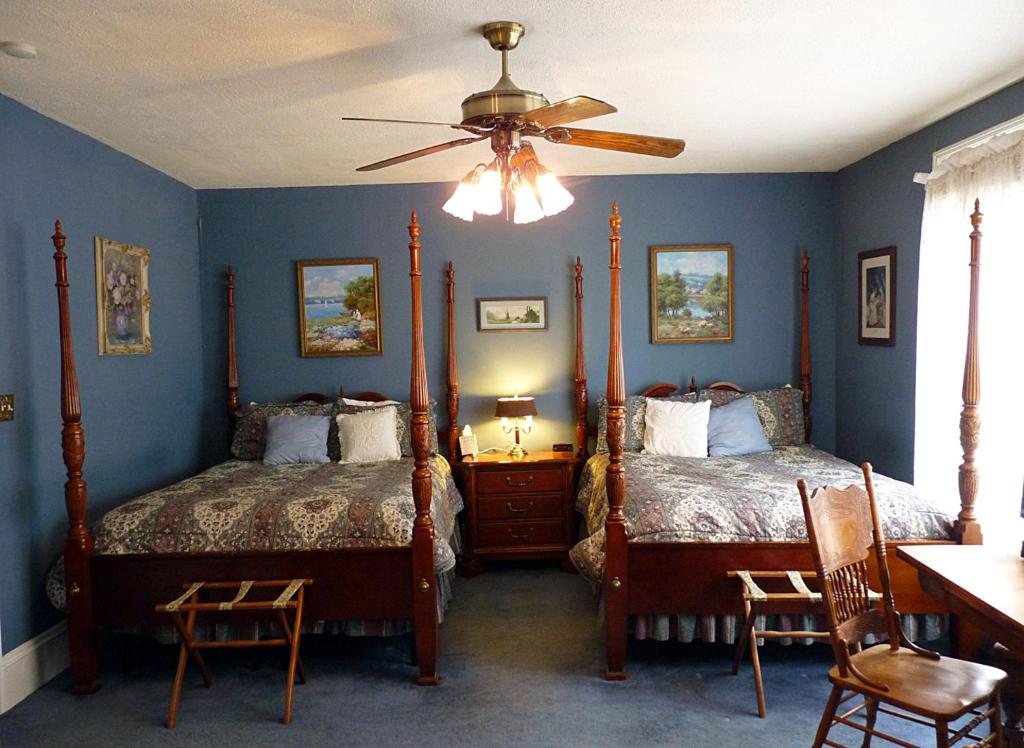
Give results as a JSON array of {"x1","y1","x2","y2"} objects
[
  {"x1": 296, "y1": 258, "x2": 382, "y2": 357},
  {"x1": 650, "y1": 244, "x2": 734, "y2": 344},
  {"x1": 476, "y1": 297, "x2": 548, "y2": 332},
  {"x1": 94, "y1": 237, "x2": 151, "y2": 355},
  {"x1": 858, "y1": 246, "x2": 896, "y2": 346}
]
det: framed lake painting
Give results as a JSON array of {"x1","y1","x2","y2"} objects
[
  {"x1": 296, "y1": 258, "x2": 382, "y2": 357},
  {"x1": 858, "y1": 246, "x2": 896, "y2": 346},
  {"x1": 94, "y1": 237, "x2": 151, "y2": 355},
  {"x1": 476, "y1": 297, "x2": 548, "y2": 332},
  {"x1": 650, "y1": 244, "x2": 734, "y2": 344}
]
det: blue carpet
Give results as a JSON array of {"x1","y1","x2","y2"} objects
[{"x1": 0, "y1": 566, "x2": 950, "y2": 746}]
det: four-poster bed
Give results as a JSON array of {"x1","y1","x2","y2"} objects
[
  {"x1": 52, "y1": 212, "x2": 460, "y2": 693},
  {"x1": 571, "y1": 202, "x2": 984, "y2": 680}
]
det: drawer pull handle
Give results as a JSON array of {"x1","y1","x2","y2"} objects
[
  {"x1": 506, "y1": 501, "x2": 534, "y2": 514},
  {"x1": 505, "y1": 475, "x2": 534, "y2": 488},
  {"x1": 509, "y1": 528, "x2": 534, "y2": 540}
]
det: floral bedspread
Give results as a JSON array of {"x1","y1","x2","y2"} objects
[
  {"x1": 570, "y1": 446, "x2": 955, "y2": 583},
  {"x1": 94, "y1": 456, "x2": 463, "y2": 573}
]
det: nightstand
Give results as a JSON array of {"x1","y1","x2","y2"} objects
[{"x1": 458, "y1": 451, "x2": 578, "y2": 576}]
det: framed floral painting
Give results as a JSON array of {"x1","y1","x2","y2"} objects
[
  {"x1": 94, "y1": 237, "x2": 151, "y2": 355},
  {"x1": 296, "y1": 258, "x2": 383, "y2": 356}
]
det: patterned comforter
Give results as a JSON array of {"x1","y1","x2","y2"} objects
[
  {"x1": 94, "y1": 456, "x2": 464, "y2": 574},
  {"x1": 569, "y1": 446, "x2": 955, "y2": 583}
]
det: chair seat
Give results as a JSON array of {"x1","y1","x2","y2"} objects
[{"x1": 829, "y1": 644, "x2": 1007, "y2": 720}]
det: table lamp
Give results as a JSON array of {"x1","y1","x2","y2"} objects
[{"x1": 495, "y1": 394, "x2": 537, "y2": 459}]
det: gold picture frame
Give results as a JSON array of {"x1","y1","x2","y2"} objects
[
  {"x1": 650, "y1": 244, "x2": 734, "y2": 344},
  {"x1": 296, "y1": 258, "x2": 383, "y2": 357},
  {"x1": 94, "y1": 237, "x2": 151, "y2": 355}
]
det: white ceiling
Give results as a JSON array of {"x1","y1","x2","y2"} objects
[{"x1": 2, "y1": 1, "x2": 1023, "y2": 189}]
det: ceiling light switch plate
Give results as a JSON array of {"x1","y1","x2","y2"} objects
[{"x1": 0, "y1": 394, "x2": 13, "y2": 421}]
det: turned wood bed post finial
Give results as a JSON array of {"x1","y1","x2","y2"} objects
[
  {"x1": 799, "y1": 248, "x2": 812, "y2": 443},
  {"x1": 446, "y1": 261, "x2": 460, "y2": 460},
  {"x1": 52, "y1": 220, "x2": 100, "y2": 694},
  {"x1": 407, "y1": 209, "x2": 439, "y2": 685},
  {"x1": 574, "y1": 255, "x2": 589, "y2": 459},
  {"x1": 956, "y1": 199, "x2": 983, "y2": 544},
  {"x1": 226, "y1": 264, "x2": 239, "y2": 421}
]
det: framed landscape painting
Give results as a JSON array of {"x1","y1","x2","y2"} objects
[
  {"x1": 650, "y1": 244, "x2": 734, "y2": 344},
  {"x1": 296, "y1": 258, "x2": 382, "y2": 357},
  {"x1": 476, "y1": 297, "x2": 547, "y2": 332},
  {"x1": 858, "y1": 246, "x2": 896, "y2": 346},
  {"x1": 94, "y1": 236, "x2": 151, "y2": 355}
]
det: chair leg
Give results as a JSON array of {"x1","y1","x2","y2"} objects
[
  {"x1": 935, "y1": 719, "x2": 949, "y2": 748},
  {"x1": 813, "y1": 685, "x2": 844, "y2": 748},
  {"x1": 989, "y1": 694, "x2": 1004, "y2": 747},
  {"x1": 860, "y1": 697, "x2": 878, "y2": 748}
]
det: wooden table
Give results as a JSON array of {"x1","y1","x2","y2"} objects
[{"x1": 898, "y1": 544, "x2": 1024, "y2": 743}]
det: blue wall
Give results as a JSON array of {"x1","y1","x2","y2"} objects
[
  {"x1": 197, "y1": 173, "x2": 837, "y2": 460},
  {"x1": 0, "y1": 95, "x2": 205, "y2": 653},
  {"x1": 833, "y1": 80, "x2": 1024, "y2": 480}
]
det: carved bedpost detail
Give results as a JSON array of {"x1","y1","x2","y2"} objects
[
  {"x1": 446, "y1": 261, "x2": 460, "y2": 460},
  {"x1": 799, "y1": 249, "x2": 813, "y2": 443},
  {"x1": 53, "y1": 221, "x2": 100, "y2": 694},
  {"x1": 604, "y1": 203, "x2": 628, "y2": 681},
  {"x1": 688, "y1": 376, "x2": 698, "y2": 394},
  {"x1": 955, "y1": 200, "x2": 983, "y2": 545},
  {"x1": 226, "y1": 265, "x2": 239, "y2": 422},
  {"x1": 574, "y1": 256, "x2": 589, "y2": 459},
  {"x1": 408, "y1": 211, "x2": 439, "y2": 684}
]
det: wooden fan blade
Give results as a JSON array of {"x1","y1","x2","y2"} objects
[
  {"x1": 355, "y1": 135, "x2": 488, "y2": 172},
  {"x1": 546, "y1": 127, "x2": 685, "y2": 158},
  {"x1": 343, "y1": 117, "x2": 489, "y2": 135},
  {"x1": 523, "y1": 96, "x2": 617, "y2": 128}
]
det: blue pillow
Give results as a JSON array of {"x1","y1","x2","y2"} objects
[
  {"x1": 707, "y1": 396, "x2": 772, "y2": 458},
  {"x1": 262, "y1": 415, "x2": 331, "y2": 465}
]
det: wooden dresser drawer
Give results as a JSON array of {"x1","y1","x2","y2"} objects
[
  {"x1": 476, "y1": 493, "x2": 563, "y2": 521},
  {"x1": 476, "y1": 520, "x2": 565, "y2": 548},
  {"x1": 476, "y1": 467, "x2": 562, "y2": 495}
]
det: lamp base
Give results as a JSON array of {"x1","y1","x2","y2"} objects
[{"x1": 506, "y1": 443, "x2": 527, "y2": 459}]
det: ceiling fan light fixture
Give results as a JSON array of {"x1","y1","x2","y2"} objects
[
  {"x1": 443, "y1": 168, "x2": 478, "y2": 222},
  {"x1": 512, "y1": 180, "x2": 544, "y2": 225},
  {"x1": 473, "y1": 162, "x2": 503, "y2": 216},
  {"x1": 535, "y1": 168, "x2": 573, "y2": 217}
]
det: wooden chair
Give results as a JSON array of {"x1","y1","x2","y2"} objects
[{"x1": 799, "y1": 464, "x2": 1006, "y2": 747}]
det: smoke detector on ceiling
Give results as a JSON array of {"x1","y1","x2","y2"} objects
[{"x1": 1, "y1": 41, "x2": 38, "y2": 60}]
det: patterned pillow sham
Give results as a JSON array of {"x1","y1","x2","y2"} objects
[
  {"x1": 698, "y1": 386, "x2": 805, "y2": 447},
  {"x1": 596, "y1": 392, "x2": 697, "y2": 453},
  {"x1": 231, "y1": 401, "x2": 337, "y2": 461},
  {"x1": 336, "y1": 399, "x2": 440, "y2": 456}
]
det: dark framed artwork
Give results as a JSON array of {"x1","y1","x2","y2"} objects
[
  {"x1": 858, "y1": 246, "x2": 896, "y2": 346},
  {"x1": 649, "y1": 244, "x2": 734, "y2": 344},
  {"x1": 296, "y1": 258, "x2": 382, "y2": 356},
  {"x1": 476, "y1": 297, "x2": 548, "y2": 332}
]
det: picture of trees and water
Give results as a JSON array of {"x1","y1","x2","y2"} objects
[
  {"x1": 651, "y1": 245, "x2": 733, "y2": 342},
  {"x1": 297, "y1": 259, "x2": 382, "y2": 356}
]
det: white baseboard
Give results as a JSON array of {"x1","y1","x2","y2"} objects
[{"x1": 0, "y1": 622, "x2": 69, "y2": 714}]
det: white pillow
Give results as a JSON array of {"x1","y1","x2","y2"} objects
[
  {"x1": 340, "y1": 397, "x2": 401, "y2": 407},
  {"x1": 336, "y1": 406, "x2": 401, "y2": 463},
  {"x1": 642, "y1": 398, "x2": 711, "y2": 457}
]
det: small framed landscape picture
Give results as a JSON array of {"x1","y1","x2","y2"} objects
[
  {"x1": 94, "y1": 237, "x2": 151, "y2": 355},
  {"x1": 476, "y1": 297, "x2": 548, "y2": 332},
  {"x1": 650, "y1": 244, "x2": 733, "y2": 344},
  {"x1": 858, "y1": 246, "x2": 896, "y2": 346},
  {"x1": 296, "y1": 258, "x2": 382, "y2": 357}
]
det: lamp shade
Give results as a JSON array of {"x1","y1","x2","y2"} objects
[{"x1": 494, "y1": 396, "x2": 537, "y2": 419}]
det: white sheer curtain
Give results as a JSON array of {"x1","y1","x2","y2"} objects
[{"x1": 915, "y1": 131, "x2": 1024, "y2": 552}]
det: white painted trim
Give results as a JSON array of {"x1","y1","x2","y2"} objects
[
  {"x1": 914, "y1": 112, "x2": 1024, "y2": 183},
  {"x1": 0, "y1": 622, "x2": 69, "y2": 714}
]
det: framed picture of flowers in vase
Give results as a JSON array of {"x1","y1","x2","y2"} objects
[{"x1": 94, "y1": 237, "x2": 152, "y2": 355}]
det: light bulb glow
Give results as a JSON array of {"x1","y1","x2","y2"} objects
[
  {"x1": 474, "y1": 164, "x2": 503, "y2": 216},
  {"x1": 513, "y1": 182, "x2": 544, "y2": 224},
  {"x1": 442, "y1": 178, "x2": 476, "y2": 222},
  {"x1": 536, "y1": 171, "x2": 574, "y2": 216}
]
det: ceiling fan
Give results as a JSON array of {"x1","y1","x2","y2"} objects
[{"x1": 343, "y1": 21, "x2": 686, "y2": 222}]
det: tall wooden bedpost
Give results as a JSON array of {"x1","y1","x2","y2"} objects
[
  {"x1": 446, "y1": 261, "x2": 460, "y2": 460},
  {"x1": 603, "y1": 203, "x2": 628, "y2": 680},
  {"x1": 955, "y1": 200, "x2": 984, "y2": 545},
  {"x1": 799, "y1": 249, "x2": 813, "y2": 443},
  {"x1": 226, "y1": 265, "x2": 239, "y2": 421},
  {"x1": 408, "y1": 212, "x2": 439, "y2": 684},
  {"x1": 52, "y1": 221, "x2": 100, "y2": 694},
  {"x1": 574, "y1": 256, "x2": 589, "y2": 459}
]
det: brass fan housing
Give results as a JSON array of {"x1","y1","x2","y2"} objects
[{"x1": 460, "y1": 21, "x2": 549, "y2": 127}]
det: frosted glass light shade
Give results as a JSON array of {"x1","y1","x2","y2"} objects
[
  {"x1": 513, "y1": 184, "x2": 544, "y2": 224},
  {"x1": 474, "y1": 165, "x2": 503, "y2": 216},
  {"x1": 536, "y1": 171, "x2": 574, "y2": 216},
  {"x1": 443, "y1": 179, "x2": 476, "y2": 222}
]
